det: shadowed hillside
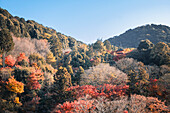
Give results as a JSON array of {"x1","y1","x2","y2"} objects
[{"x1": 108, "y1": 24, "x2": 170, "y2": 48}]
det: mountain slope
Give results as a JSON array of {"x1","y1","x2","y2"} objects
[
  {"x1": 107, "y1": 24, "x2": 170, "y2": 48},
  {"x1": 0, "y1": 8, "x2": 84, "y2": 50}
]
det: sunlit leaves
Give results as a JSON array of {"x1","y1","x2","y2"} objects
[
  {"x1": 16, "y1": 53, "x2": 29, "y2": 63},
  {"x1": 66, "y1": 84, "x2": 129, "y2": 99},
  {"x1": 80, "y1": 63, "x2": 128, "y2": 86},
  {"x1": 6, "y1": 76, "x2": 24, "y2": 93},
  {"x1": 52, "y1": 99, "x2": 95, "y2": 113},
  {"x1": 5, "y1": 55, "x2": 16, "y2": 67},
  {"x1": 26, "y1": 69, "x2": 44, "y2": 90}
]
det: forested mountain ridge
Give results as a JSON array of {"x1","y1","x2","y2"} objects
[
  {"x1": 107, "y1": 24, "x2": 170, "y2": 48},
  {"x1": 0, "y1": 7, "x2": 170, "y2": 113},
  {"x1": 0, "y1": 8, "x2": 84, "y2": 50}
]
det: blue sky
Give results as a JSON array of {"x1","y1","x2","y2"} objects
[{"x1": 1, "y1": 0, "x2": 170, "y2": 44}]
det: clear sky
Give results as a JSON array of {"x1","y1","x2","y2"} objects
[{"x1": 1, "y1": 0, "x2": 170, "y2": 44}]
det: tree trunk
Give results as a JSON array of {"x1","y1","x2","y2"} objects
[{"x1": 2, "y1": 52, "x2": 6, "y2": 68}]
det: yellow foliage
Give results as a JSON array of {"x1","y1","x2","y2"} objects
[
  {"x1": 32, "y1": 63, "x2": 40, "y2": 70},
  {"x1": 14, "y1": 97, "x2": 20, "y2": 104},
  {"x1": 46, "y1": 52, "x2": 56, "y2": 64},
  {"x1": 6, "y1": 76, "x2": 24, "y2": 94},
  {"x1": 44, "y1": 33, "x2": 52, "y2": 39},
  {"x1": 50, "y1": 59, "x2": 56, "y2": 63},
  {"x1": 110, "y1": 74, "x2": 116, "y2": 78}
]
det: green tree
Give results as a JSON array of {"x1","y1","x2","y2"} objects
[
  {"x1": 65, "y1": 54, "x2": 72, "y2": 66},
  {"x1": 104, "y1": 40, "x2": 111, "y2": 50},
  {"x1": 54, "y1": 66, "x2": 72, "y2": 91},
  {"x1": 0, "y1": 29, "x2": 14, "y2": 67},
  {"x1": 93, "y1": 40, "x2": 105, "y2": 52},
  {"x1": 29, "y1": 53, "x2": 46, "y2": 65},
  {"x1": 86, "y1": 45, "x2": 94, "y2": 58},
  {"x1": 74, "y1": 66, "x2": 84, "y2": 85},
  {"x1": 150, "y1": 42, "x2": 170, "y2": 66},
  {"x1": 67, "y1": 65, "x2": 73, "y2": 76},
  {"x1": 49, "y1": 36, "x2": 62, "y2": 59}
]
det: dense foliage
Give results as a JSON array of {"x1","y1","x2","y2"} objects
[
  {"x1": 0, "y1": 28, "x2": 14, "y2": 67},
  {"x1": 127, "y1": 39, "x2": 170, "y2": 66},
  {"x1": 0, "y1": 8, "x2": 169, "y2": 113}
]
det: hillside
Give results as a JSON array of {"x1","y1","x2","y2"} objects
[
  {"x1": 0, "y1": 8, "x2": 84, "y2": 50},
  {"x1": 0, "y1": 8, "x2": 170, "y2": 113},
  {"x1": 108, "y1": 24, "x2": 170, "y2": 48}
]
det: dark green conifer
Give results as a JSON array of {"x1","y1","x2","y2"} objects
[{"x1": 0, "y1": 29, "x2": 14, "y2": 67}]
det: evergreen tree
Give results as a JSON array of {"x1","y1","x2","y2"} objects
[
  {"x1": 74, "y1": 66, "x2": 84, "y2": 85},
  {"x1": 54, "y1": 66, "x2": 72, "y2": 91},
  {"x1": 49, "y1": 36, "x2": 62, "y2": 59},
  {"x1": 67, "y1": 65, "x2": 73, "y2": 76},
  {"x1": 93, "y1": 40, "x2": 105, "y2": 53},
  {"x1": 65, "y1": 54, "x2": 72, "y2": 65},
  {"x1": 0, "y1": 29, "x2": 14, "y2": 67},
  {"x1": 150, "y1": 42, "x2": 170, "y2": 66},
  {"x1": 86, "y1": 45, "x2": 94, "y2": 58},
  {"x1": 104, "y1": 40, "x2": 111, "y2": 50}
]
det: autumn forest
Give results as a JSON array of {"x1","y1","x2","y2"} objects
[{"x1": 0, "y1": 7, "x2": 170, "y2": 113}]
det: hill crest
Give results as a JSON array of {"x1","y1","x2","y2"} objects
[{"x1": 107, "y1": 24, "x2": 170, "y2": 48}]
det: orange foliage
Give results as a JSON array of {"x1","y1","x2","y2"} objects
[
  {"x1": 52, "y1": 99, "x2": 95, "y2": 113},
  {"x1": 14, "y1": 65, "x2": 22, "y2": 69},
  {"x1": 5, "y1": 55, "x2": 16, "y2": 67},
  {"x1": 66, "y1": 84, "x2": 129, "y2": 99},
  {"x1": 0, "y1": 66, "x2": 13, "y2": 71},
  {"x1": 147, "y1": 79, "x2": 165, "y2": 97},
  {"x1": 14, "y1": 97, "x2": 22, "y2": 105},
  {"x1": 32, "y1": 63, "x2": 40, "y2": 70},
  {"x1": 146, "y1": 97, "x2": 169, "y2": 112},
  {"x1": 14, "y1": 97, "x2": 20, "y2": 104},
  {"x1": 6, "y1": 76, "x2": 24, "y2": 93},
  {"x1": 16, "y1": 53, "x2": 29, "y2": 63},
  {"x1": 26, "y1": 69, "x2": 44, "y2": 90},
  {"x1": 123, "y1": 110, "x2": 128, "y2": 113}
]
